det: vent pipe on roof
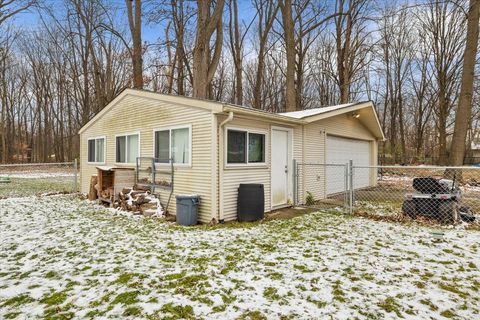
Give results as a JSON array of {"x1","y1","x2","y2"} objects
[{"x1": 218, "y1": 112, "x2": 234, "y2": 223}]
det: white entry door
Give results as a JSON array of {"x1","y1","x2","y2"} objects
[
  {"x1": 326, "y1": 135, "x2": 371, "y2": 194},
  {"x1": 271, "y1": 129, "x2": 289, "y2": 207}
]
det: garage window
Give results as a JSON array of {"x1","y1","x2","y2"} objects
[
  {"x1": 227, "y1": 129, "x2": 265, "y2": 165},
  {"x1": 87, "y1": 137, "x2": 105, "y2": 164}
]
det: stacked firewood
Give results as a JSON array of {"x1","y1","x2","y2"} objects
[
  {"x1": 99, "y1": 187, "x2": 114, "y2": 200},
  {"x1": 115, "y1": 187, "x2": 164, "y2": 217}
]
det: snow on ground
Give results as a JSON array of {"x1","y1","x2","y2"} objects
[
  {"x1": 0, "y1": 195, "x2": 479, "y2": 319},
  {"x1": 1, "y1": 172, "x2": 75, "y2": 179}
]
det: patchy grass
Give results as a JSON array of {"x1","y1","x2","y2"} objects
[
  {"x1": 40, "y1": 291, "x2": 68, "y2": 306},
  {"x1": 377, "y1": 297, "x2": 402, "y2": 317},
  {"x1": 111, "y1": 291, "x2": 140, "y2": 305},
  {"x1": 0, "y1": 195, "x2": 479, "y2": 319},
  {"x1": 0, "y1": 177, "x2": 76, "y2": 197},
  {"x1": 160, "y1": 302, "x2": 195, "y2": 319},
  {"x1": 1, "y1": 294, "x2": 34, "y2": 307}
]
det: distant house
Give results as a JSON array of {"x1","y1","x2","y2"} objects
[
  {"x1": 467, "y1": 134, "x2": 480, "y2": 164},
  {"x1": 79, "y1": 89, "x2": 384, "y2": 222}
]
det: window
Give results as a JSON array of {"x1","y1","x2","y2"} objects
[
  {"x1": 227, "y1": 129, "x2": 266, "y2": 164},
  {"x1": 248, "y1": 133, "x2": 265, "y2": 163},
  {"x1": 227, "y1": 130, "x2": 246, "y2": 163},
  {"x1": 87, "y1": 137, "x2": 105, "y2": 163},
  {"x1": 116, "y1": 133, "x2": 139, "y2": 163},
  {"x1": 154, "y1": 126, "x2": 191, "y2": 165}
]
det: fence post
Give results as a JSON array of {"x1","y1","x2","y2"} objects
[
  {"x1": 293, "y1": 159, "x2": 297, "y2": 206},
  {"x1": 344, "y1": 162, "x2": 349, "y2": 212},
  {"x1": 349, "y1": 160, "x2": 354, "y2": 214},
  {"x1": 73, "y1": 158, "x2": 78, "y2": 193}
]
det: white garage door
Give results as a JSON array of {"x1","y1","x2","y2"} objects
[{"x1": 326, "y1": 135, "x2": 371, "y2": 194}]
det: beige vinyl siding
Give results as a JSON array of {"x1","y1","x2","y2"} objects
[
  {"x1": 218, "y1": 115, "x2": 302, "y2": 221},
  {"x1": 293, "y1": 125, "x2": 304, "y2": 203},
  {"x1": 80, "y1": 94, "x2": 214, "y2": 223},
  {"x1": 220, "y1": 116, "x2": 271, "y2": 221},
  {"x1": 79, "y1": 90, "x2": 381, "y2": 223},
  {"x1": 302, "y1": 122, "x2": 327, "y2": 200},
  {"x1": 300, "y1": 113, "x2": 377, "y2": 201},
  {"x1": 316, "y1": 113, "x2": 376, "y2": 140}
]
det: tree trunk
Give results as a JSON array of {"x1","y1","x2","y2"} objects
[
  {"x1": 192, "y1": 0, "x2": 224, "y2": 99},
  {"x1": 126, "y1": 0, "x2": 143, "y2": 89},
  {"x1": 438, "y1": 78, "x2": 448, "y2": 165},
  {"x1": 450, "y1": 0, "x2": 480, "y2": 166},
  {"x1": 228, "y1": 0, "x2": 243, "y2": 105},
  {"x1": 280, "y1": 0, "x2": 296, "y2": 112}
]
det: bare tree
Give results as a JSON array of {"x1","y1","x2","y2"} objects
[
  {"x1": 192, "y1": 0, "x2": 224, "y2": 99},
  {"x1": 126, "y1": 0, "x2": 143, "y2": 89},
  {"x1": 227, "y1": 0, "x2": 253, "y2": 105},
  {"x1": 251, "y1": 0, "x2": 279, "y2": 109},
  {"x1": 279, "y1": 0, "x2": 296, "y2": 111},
  {"x1": 421, "y1": 0, "x2": 465, "y2": 165},
  {"x1": 450, "y1": 0, "x2": 480, "y2": 165},
  {"x1": 0, "y1": 0, "x2": 37, "y2": 26}
]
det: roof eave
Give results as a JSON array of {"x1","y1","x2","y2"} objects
[
  {"x1": 302, "y1": 101, "x2": 385, "y2": 140},
  {"x1": 221, "y1": 105, "x2": 305, "y2": 124}
]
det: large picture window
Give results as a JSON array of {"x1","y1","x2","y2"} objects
[
  {"x1": 116, "y1": 133, "x2": 139, "y2": 163},
  {"x1": 87, "y1": 137, "x2": 105, "y2": 163},
  {"x1": 154, "y1": 126, "x2": 191, "y2": 165},
  {"x1": 227, "y1": 129, "x2": 266, "y2": 165}
]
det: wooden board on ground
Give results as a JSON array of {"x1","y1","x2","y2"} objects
[{"x1": 88, "y1": 175, "x2": 98, "y2": 201}]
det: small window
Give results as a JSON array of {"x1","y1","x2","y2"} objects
[
  {"x1": 227, "y1": 129, "x2": 265, "y2": 164},
  {"x1": 87, "y1": 137, "x2": 105, "y2": 163},
  {"x1": 155, "y1": 130, "x2": 170, "y2": 163},
  {"x1": 116, "y1": 133, "x2": 139, "y2": 163},
  {"x1": 248, "y1": 133, "x2": 265, "y2": 163},
  {"x1": 227, "y1": 130, "x2": 246, "y2": 163},
  {"x1": 154, "y1": 126, "x2": 191, "y2": 164}
]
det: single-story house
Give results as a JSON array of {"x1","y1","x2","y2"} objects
[{"x1": 79, "y1": 89, "x2": 385, "y2": 223}]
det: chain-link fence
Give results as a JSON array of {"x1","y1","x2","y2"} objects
[
  {"x1": 294, "y1": 162, "x2": 349, "y2": 211},
  {"x1": 0, "y1": 161, "x2": 78, "y2": 198},
  {"x1": 295, "y1": 161, "x2": 480, "y2": 226}
]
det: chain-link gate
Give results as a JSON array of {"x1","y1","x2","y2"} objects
[
  {"x1": 294, "y1": 160, "x2": 480, "y2": 225},
  {"x1": 294, "y1": 160, "x2": 350, "y2": 212}
]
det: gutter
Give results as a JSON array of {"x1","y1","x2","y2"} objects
[
  {"x1": 222, "y1": 106, "x2": 304, "y2": 125},
  {"x1": 218, "y1": 111, "x2": 234, "y2": 223}
]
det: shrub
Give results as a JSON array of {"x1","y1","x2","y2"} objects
[{"x1": 306, "y1": 191, "x2": 315, "y2": 206}]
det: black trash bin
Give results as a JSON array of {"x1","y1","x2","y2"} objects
[
  {"x1": 237, "y1": 184, "x2": 264, "y2": 222},
  {"x1": 176, "y1": 195, "x2": 200, "y2": 226}
]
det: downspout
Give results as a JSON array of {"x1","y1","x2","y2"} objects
[{"x1": 218, "y1": 111, "x2": 234, "y2": 223}]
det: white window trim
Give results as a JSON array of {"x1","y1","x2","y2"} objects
[
  {"x1": 152, "y1": 124, "x2": 192, "y2": 167},
  {"x1": 87, "y1": 136, "x2": 106, "y2": 165},
  {"x1": 225, "y1": 126, "x2": 267, "y2": 168},
  {"x1": 114, "y1": 131, "x2": 141, "y2": 166}
]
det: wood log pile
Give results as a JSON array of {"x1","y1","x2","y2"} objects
[
  {"x1": 466, "y1": 178, "x2": 480, "y2": 187},
  {"x1": 114, "y1": 187, "x2": 164, "y2": 217},
  {"x1": 138, "y1": 177, "x2": 172, "y2": 188},
  {"x1": 100, "y1": 187, "x2": 114, "y2": 200}
]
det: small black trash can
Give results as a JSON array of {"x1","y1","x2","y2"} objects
[
  {"x1": 237, "y1": 184, "x2": 264, "y2": 222},
  {"x1": 176, "y1": 195, "x2": 200, "y2": 226}
]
